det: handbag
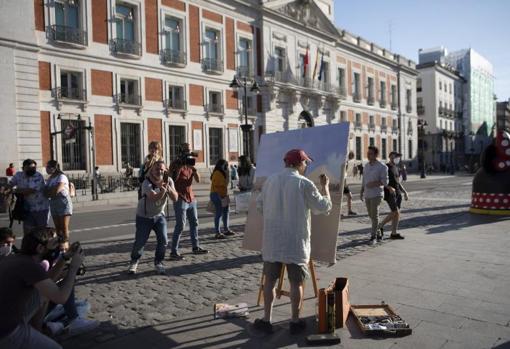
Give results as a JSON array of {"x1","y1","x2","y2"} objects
[
  {"x1": 206, "y1": 200, "x2": 215, "y2": 213},
  {"x1": 9, "y1": 193, "x2": 26, "y2": 227},
  {"x1": 221, "y1": 196, "x2": 230, "y2": 208}
]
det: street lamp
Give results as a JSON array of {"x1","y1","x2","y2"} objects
[
  {"x1": 229, "y1": 75, "x2": 260, "y2": 162},
  {"x1": 418, "y1": 119, "x2": 428, "y2": 178}
]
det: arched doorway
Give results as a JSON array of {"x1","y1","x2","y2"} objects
[{"x1": 299, "y1": 110, "x2": 314, "y2": 128}]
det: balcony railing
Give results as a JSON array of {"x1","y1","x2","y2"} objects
[
  {"x1": 161, "y1": 49, "x2": 186, "y2": 66},
  {"x1": 318, "y1": 80, "x2": 331, "y2": 92},
  {"x1": 381, "y1": 124, "x2": 387, "y2": 133},
  {"x1": 111, "y1": 38, "x2": 142, "y2": 56},
  {"x1": 115, "y1": 93, "x2": 142, "y2": 106},
  {"x1": 336, "y1": 85, "x2": 346, "y2": 98},
  {"x1": 297, "y1": 76, "x2": 313, "y2": 88},
  {"x1": 438, "y1": 107, "x2": 444, "y2": 116},
  {"x1": 406, "y1": 105, "x2": 412, "y2": 113},
  {"x1": 380, "y1": 99, "x2": 387, "y2": 108},
  {"x1": 391, "y1": 100, "x2": 397, "y2": 110},
  {"x1": 417, "y1": 106, "x2": 425, "y2": 115},
  {"x1": 392, "y1": 126, "x2": 399, "y2": 134},
  {"x1": 353, "y1": 92, "x2": 361, "y2": 103},
  {"x1": 53, "y1": 87, "x2": 86, "y2": 101},
  {"x1": 47, "y1": 25, "x2": 87, "y2": 46},
  {"x1": 202, "y1": 58, "x2": 224, "y2": 74},
  {"x1": 354, "y1": 121, "x2": 362, "y2": 130},
  {"x1": 206, "y1": 104, "x2": 224, "y2": 115},
  {"x1": 236, "y1": 65, "x2": 254, "y2": 78},
  {"x1": 164, "y1": 99, "x2": 187, "y2": 111},
  {"x1": 368, "y1": 122, "x2": 376, "y2": 131},
  {"x1": 367, "y1": 96, "x2": 375, "y2": 106}
]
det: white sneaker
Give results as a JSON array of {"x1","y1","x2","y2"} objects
[
  {"x1": 155, "y1": 263, "x2": 166, "y2": 275},
  {"x1": 46, "y1": 321, "x2": 65, "y2": 336},
  {"x1": 67, "y1": 317, "x2": 100, "y2": 336},
  {"x1": 76, "y1": 299, "x2": 91, "y2": 319},
  {"x1": 370, "y1": 237, "x2": 377, "y2": 246},
  {"x1": 128, "y1": 261, "x2": 138, "y2": 274}
]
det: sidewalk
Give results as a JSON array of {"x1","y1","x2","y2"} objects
[{"x1": 76, "y1": 212, "x2": 510, "y2": 349}]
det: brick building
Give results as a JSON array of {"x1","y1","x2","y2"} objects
[{"x1": 0, "y1": 0, "x2": 417, "y2": 174}]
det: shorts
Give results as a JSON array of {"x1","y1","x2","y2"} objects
[
  {"x1": 343, "y1": 185, "x2": 351, "y2": 195},
  {"x1": 385, "y1": 192, "x2": 402, "y2": 212},
  {"x1": 50, "y1": 195, "x2": 73, "y2": 217},
  {"x1": 263, "y1": 261, "x2": 309, "y2": 284}
]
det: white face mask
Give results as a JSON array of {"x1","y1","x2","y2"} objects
[
  {"x1": 394, "y1": 158, "x2": 401, "y2": 165},
  {"x1": 0, "y1": 245, "x2": 12, "y2": 257}
]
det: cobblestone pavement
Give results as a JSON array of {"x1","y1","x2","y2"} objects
[{"x1": 64, "y1": 184, "x2": 472, "y2": 347}]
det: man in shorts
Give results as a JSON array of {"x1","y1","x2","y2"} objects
[
  {"x1": 254, "y1": 149, "x2": 332, "y2": 335},
  {"x1": 379, "y1": 152, "x2": 409, "y2": 239}
]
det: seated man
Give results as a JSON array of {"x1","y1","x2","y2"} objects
[
  {"x1": 0, "y1": 227, "x2": 84, "y2": 348},
  {"x1": 0, "y1": 227, "x2": 16, "y2": 260}
]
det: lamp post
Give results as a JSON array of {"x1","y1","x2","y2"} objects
[
  {"x1": 418, "y1": 119, "x2": 428, "y2": 178},
  {"x1": 229, "y1": 75, "x2": 260, "y2": 162}
]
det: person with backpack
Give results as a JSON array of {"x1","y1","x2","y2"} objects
[
  {"x1": 8, "y1": 159, "x2": 49, "y2": 233},
  {"x1": 128, "y1": 161, "x2": 178, "y2": 275},
  {"x1": 44, "y1": 160, "x2": 73, "y2": 251}
]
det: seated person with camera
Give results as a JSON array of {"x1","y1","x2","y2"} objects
[
  {"x1": 0, "y1": 227, "x2": 89, "y2": 348},
  {"x1": 169, "y1": 143, "x2": 208, "y2": 260}
]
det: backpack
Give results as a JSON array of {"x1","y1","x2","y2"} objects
[
  {"x1": 9, "y1": 193, "x2": 25, "y2": 228},
  {"x1": 69, "y1": 182, "x2": 76, "y2": 198}
]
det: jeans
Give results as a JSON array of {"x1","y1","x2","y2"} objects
[
  {"x1": 365, "y1": 196, "x2": 382, "y2": 238},
  {"x1": 171, "y1": 199, "x2": 199, "y2": 253},
  {"x1": 130, "y1": 215, "x2": 168, "y2": 264},
  {"x1": 23, "y1": 209, "x2": 49, "y2": 234},
  {"x1": 210, "y1": 192, "x2": 229, "y2": 233}
]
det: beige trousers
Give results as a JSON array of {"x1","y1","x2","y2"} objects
[{"x1": 365, "y1": 196, "x2": 382, "y2": 238}]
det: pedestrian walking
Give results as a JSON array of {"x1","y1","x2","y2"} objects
[
  {"x1": 343, "y1": 151, "x2": 357, "y2": 216},
  {"x1": 8, "y1": 159, "x2": 49, "y2": 233},
  {"x1": 357, "y1": 163, "x2": 364, "y2": 179},
  {"x1": 128, "y1": 161, "x2": 177, "y2": 275},
  {"x1": 237, "y1": 155, "x2": 256, "y2": 192},
  {"x1": 210, "y1": 160, "x2": 235, "y2": 239},
  {"x1": 44, "y1": 160, "x2": 73, "y2": 251},
  {"x1": 359, "y1": 146, "x2": 388, "y2": 245},
  {"x1": 379, "y1": 152, "x2": 409, "y2": 240},
  {"x1": 230, "y1": 164, "x2": 238, "y2": 190},
  {"x1": 170, "y1": 143, "x2": 208, "y2": 260},
  {"x1": 253, "y1": 149, "x2": 332, "y2": 335},
  {"x1": 5, "y1": 163, "x2": 15, "y2": 177},
  {"x1": 400, "y1": 163, "x2": 408, "y2": 182}
]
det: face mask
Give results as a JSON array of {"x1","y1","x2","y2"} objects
[
  {"x1": 0, "y1": 245, "x2": 12, "y2": 257},
  {"x1": 394, "y1": 158, "x2": 401, "y2": 165},
  {"x1": 26, "y1": 168, "x2": 36, "y2": 176},
  {"x1": 46, "y1": 167, "x2": 55, "y2": 175}
]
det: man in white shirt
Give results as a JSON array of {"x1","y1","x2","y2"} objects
[{"x1": 255, "y1": 149, "x2": 332, "y2": 335}]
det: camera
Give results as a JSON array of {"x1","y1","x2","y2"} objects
[{"x1": 179, "y1": 151, "x2": 198, "y2": 167}]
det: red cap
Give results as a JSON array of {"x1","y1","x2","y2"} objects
[{"x1": 284, "y1": 149, "x2": 313, "y2": 166}]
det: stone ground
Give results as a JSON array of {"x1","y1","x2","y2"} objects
[{"x1": 62, "y1": 181, "x2": 473, "y2": 348}]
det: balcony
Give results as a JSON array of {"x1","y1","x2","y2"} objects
[
  {"x1": 297, "y1": 76, "x2": 313, "y2": 88},
  {"x1": 406, "y1": 105, "x2": 412, "y2": 113},
  {"x1": 381, "y1": 124, "x2": 387, "y2": 133},
  {"x1": 206, "y1": 104, "x2": 224, "y2": 115},
  {"x1": 236, "y1": 65, "x2": 254, "y2": 78},
  {"x1": 391, "y1": 101, "x2": 397, "y2": 110},
  {"x1": 318, "y1": 80, "x2": 331, "y2": 92},
  {"x1": 336, "y1": 85, "x2": 346, "y2": 98},
  {"x1": 115, "y1": 93, "x2": 141, "y2": 106},
  {"x1": 353, "y1": 92, "x2": 361, "y2": 103},
  {"x1": 52, "y1": 87, "x2": 87, "y2": 111},
  {"x1": 380, "y1": 99, "x2": 387, "y2": 108},
  {"x1": 417, "y1": 105, "x2": 425, "y2": 115},
  {"x1": 47, "y1": 25, "x2": 87, "y2": 47},
  {"x1": 367, "y1": 96, "x2": 375, "y2": 106},
  {"x1": 161, "y1": 49, "x2": 186, "y2": 67},
  {"x1": 368, "y1": 122, "x2": 376, "y2": 131},
  {"x1": 164, "y1": 99, "x2": 187, "y2": 112},
  {"x1": 111, "y1": 38, "x2": 142, "y2": 57},
  {"x1": 438, "y1": 107, "x2": 444, "y2": 116},
  {"x1": 392, "y1": 126, "x2": 399, "y2": 134},
  {"x1": 202, "y1": 58, "x2": 224, "y2": 74},
  {"x1": 354, "y1": 121, "x2": 362, "y2": 131}
]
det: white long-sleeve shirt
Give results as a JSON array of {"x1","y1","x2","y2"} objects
[
  {"x1": 361, "y1": 161, "x2": 388, "y2": 199},
  {"x1": 257, "y1": 168, "x2": 332, "y2": 265}
]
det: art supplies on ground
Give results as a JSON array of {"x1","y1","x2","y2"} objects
[
  {"x1": 213, "y1": 303, "x2": 249, "y2": 319},
  {"x1": 350, "y1": 303, "x2": 412, "y2": 336},
  {"x1": 317, "y1": 277, "x2": 350, "y2": 333}
]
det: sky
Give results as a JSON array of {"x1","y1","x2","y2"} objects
[{"x1": 334, "y1": 0, "x2": 510, "y2": 101}]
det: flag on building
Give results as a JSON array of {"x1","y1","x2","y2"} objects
[
  {"x1": 312, "y1": 47, "x2": 320, "y2": 80},
  {"x1": 318, "y1": 53, "x2": 325, "y2": 81},
  {"x1": 303, "y1": 47, "x2": 309, "y2": 78}
]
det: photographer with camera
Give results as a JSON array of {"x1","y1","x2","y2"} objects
[
  {"x1": 169, "y1": 143, "x2": 208, "y2": 260},
  {"x1": 0, "y1": 227, "x2": 85, "y2": 348},
  {"x1": 128, "y1": 161, "x2": 178, "y2": 275}
]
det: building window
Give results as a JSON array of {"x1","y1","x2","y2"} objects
[
  {"x1": 337, "y1": 68, "x2": 345, "y2": 95},
  {"x1": 299, "y1": 54, "x2": 307, "y2": 78},
  {"x1": 274, "y1": 47, "x2": 286, "y2": 72},
  {"x1": 59, "y1": 70, "x2": 84, "y2": 100},
  {"x1": 406, "y1": 89, "x2": 412, "y2": 113},
  {"x1": 416, "y1": 78, "x2": 422, "y2": 92},
  {"x1": 121, "y1": 123, "x2": 141, "y2": 168},
  {"x1": 380, "y1": 81, "x2": 386, "y2": 103},
  {"x1": 382, "y1": 138, "x2": 387, "y2": 159},
  {"x1": 393, "y1": 139, "x2": 397, "y2": 152},
  {"x1": 367, "y1": 77, "x2": 374, "y2": 104},
  {"x1": 408, "y1": 139, "x2": 413, "y2": 159},
  {"x1": 238, "y1": 38, "x2": 252, "y2": 77},
  {"x1": 355, "y1": 113, "x2": 361, "y2": 128},
  {"x1": 369, "y1": 115, "x2": 375, "y2": 130},
  {"x1": 381, "y1": 117, "x2": 387, "y2": 129},
  {"x1": 119, "y1": 78, "x2": 140, "y2": 105},
  {"x1": 449, "y1": 83, "x2": 452, "y2": 94},
  {"x1": 391, "y1": 85, "x2": 397, "y2": 108},
  {"x1": 340, "y1": 111, "x2": 347, "y2": 122},
  {"x1": 207, "y1": 91, "x2": 223, "y2": 114},
  {"x1": 353, "y1": 72, "x2": 361, "y2": 101},
  {"x1": 50, "y1": 0, "x2": 86, "y2": 45},
  {"x1": 209, "y1": 128, "x2": 223, "y2": 165},
  {"x1": 203, "y1": 28, "x2": 222, "y2": 72},
  {"x1": 61, "y1": 119, "x2": 86, "y2": 171},
  {"x1": 169, "y1": 125, "x2": 186, "y2": 162},
  {"x1": 355, "y1": 136, "x2": 362, "y2": 161},
  {"x1": 369, "y1": 137, "x2": 375, "y2": 147},
  {"x1": 113, "y1": 3, "x2": 141, "y2": 56},
  {"x1": 321, "y1": 62, "x2": 329, "y2": 84},
  {"x1": 439, "y1": 81, "x2": 442, "y2": 90},
  {"x1": 162, "y1": 16, "x2": 185, "y2": 65},
  {"x1": 167, "y1": 85, "x2": 185, "y2": 110}
]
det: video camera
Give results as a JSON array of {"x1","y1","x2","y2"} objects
[{"x1": 179, "y1": 151, "x2": 198, "y2": 167}]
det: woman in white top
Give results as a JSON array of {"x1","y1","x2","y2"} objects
[
  {"x1": 45, "y1": 160, "x2": 73, "y2": 250},
  {"x1": 237, "y1": 156, "x2": 256, "y2": 192}
]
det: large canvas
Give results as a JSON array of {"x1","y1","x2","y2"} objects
[{"x1": 242, "y1": 123, "x2": 350, "y2": 264}]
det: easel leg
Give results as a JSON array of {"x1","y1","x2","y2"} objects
[
  {"x1": 308, "y1": 260, "x2": 319, "y2": 298},
  {"x1": 275, "y1": 264, "x2": 286, "y2": 299},
  {"x1": 257, "y1": 273, "x2": 265, "y2": 306}
]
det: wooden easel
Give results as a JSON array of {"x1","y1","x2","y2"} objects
[{"x1": 257, "y1": 259, "x2": 319, "y2": 309}]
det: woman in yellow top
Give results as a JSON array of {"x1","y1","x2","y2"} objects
[{"x1": 210, "y1": 159, "x2": 235, "y2": 239}]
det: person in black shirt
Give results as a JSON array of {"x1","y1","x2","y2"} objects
[{"x1": 378, "y1": 152, "x2": 409, "y2": 240}]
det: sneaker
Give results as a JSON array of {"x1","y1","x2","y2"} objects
[
  {"x1": 169, "y1": 252, "x2": 185, "y2": 261},
  {"x1": 46, "y1": 321, "x2": 65, "y2": 336},
  {"x1": 289, "y1": 319, "x2": 307, "y2": 335},
  {"x1": 223, "y1": 230, "x2": 236, "y2": 236},
  {"x1": 154, "y1": 263, "x2": 166, "y2": 275},
  {"x1": 128, "y1": 261, "x2": 138, "y2": 274},
  {"x1": 348, "y1": 210, "x2": 358, "y2": 216},
  {"x1": 67, "y1": 317, "x2": 100, "y2": 336},
  {"x1": 76, "y1": 300, "x2": 91, "y2": 319},
  {"x1": 192, "y1": 247, "x2": 209, "y2": 255},
  {"x1": 369, "y1": 237, "x2": 377, "y2": 246},
  {"x1": 215, "y1": 233, "x2": 226, "y2": 239},
  {"x1": 253, "y1": 318, "x2": 273, "y2": 334},
  {"x1": 390, "y1": 233, "x2": 405, "y2": 240},
  {"x1": 377, "y1": 225, "x2": 384, "y2": 240}
]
